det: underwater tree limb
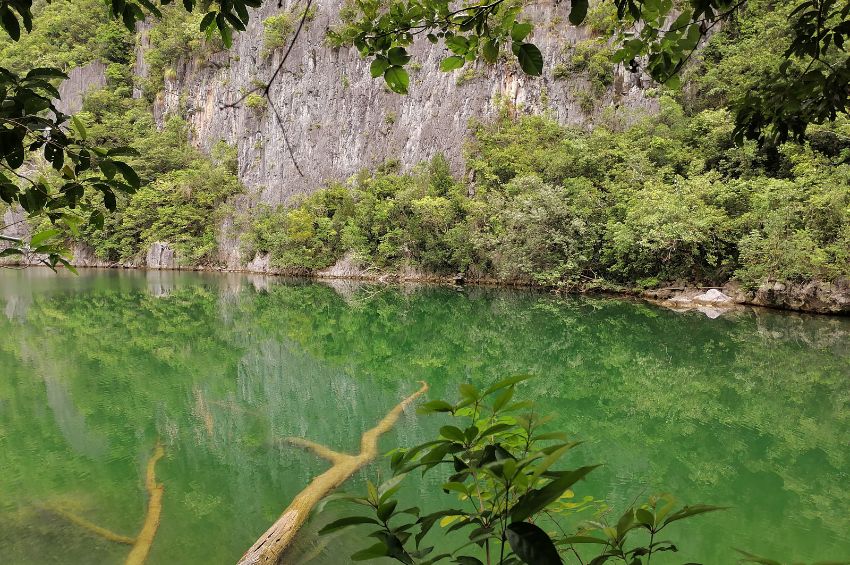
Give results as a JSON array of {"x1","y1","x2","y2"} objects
[
  {"x1": 279, "y1": 437, "x2": 348, "y2": 464},
  {"x1": 125, "y1": 441, "x2": 165, "y2": 565},
  {"x1": 237, "y1": 381, "x2": 429, "y2": 565},
  {"x1": 49, "y1": 507, "x2": 136, "y2": 545},
  {"x1": 49, "y1": 441, "x2": 166, "y2": 565}
]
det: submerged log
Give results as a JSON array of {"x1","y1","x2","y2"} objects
[
  {"x1": 237, "y1": 382, "x2": 429, "y2": 565},
  {"x1": 50, "y1": 441, "x2": 165, "y2": 565},
  {"x1": 50, "y1": 507, "x2": 136, "y2": 545},
  {"x1": 126, "y1": 441, "x2": 165, "y2": 565}
]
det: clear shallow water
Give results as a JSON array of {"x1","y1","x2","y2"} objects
[{"x1": 0, "y1": 268, "x2": 849, "y2": 564}]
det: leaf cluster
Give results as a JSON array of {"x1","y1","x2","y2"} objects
[
  {"x1": 320, "y1": 377, "x2": 723, "y2": 565},
  {"x1": 0, "y1": 66, "x2": 140, "y2": 269}
]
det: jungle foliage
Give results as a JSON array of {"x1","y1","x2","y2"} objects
[
  {"x1": 244, "y1": 100, "x2": 850, "y2": 289},
  {"x1": 68, "y1": 89, "x2": 242, "y2": 264},
  {"x1": 0, "y1": 0, "x2": 242, "y2": 266}
]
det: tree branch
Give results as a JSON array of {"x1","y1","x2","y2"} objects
[{"x1": 237, "y1": 381, "x2": 429, "y2": 565}]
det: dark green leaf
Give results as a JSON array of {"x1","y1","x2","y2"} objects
[
  {"x1": 506, "y1": 522, "x2": 563, "y2": 565},
  {"x1": 511, "y1": 22, "x2": 532, "y2": 42},
  {"x1": 383, "y1": 66, "x2": 409, "y2": 94},
  {"x1": 439, "y1": 56, "x2": 465, "y2": 72},
  {"x1": 418, "y1": 400, "x2": 454, "y2": 414},
  {"x1": 484, "y1": 375, "x2": 533, "y2": 395},
  {"x1": 377, "y1": 499, "x2": 398, "y2": 521},
  {"x1": 370, "y1": 57, "x2": 390, "y2": 78},
  {"x1": 318, "y1": 515, "x2": 380, "y2": 534},
  {"x1": 569, "y1": 0, "x2": 589, "y2": 25},
  {"x1": 445, "y1": 35, "x2": 469, "y2": 55},
  {"x1": 515, "y1": 43, "x2": 543, "y2": 76},
  {"x1": 439, "y1": 425, "x2": 466, "y2": 443},
  {"x1": 199, "y1": 11, "x2": 216, "y2": 32},
  {"x1": 387, "y1": 47, "x2": 411, "y2": 66},
  {"x1": 351, "y1": 542, "x2": 389, "y2": 561},
  {"x1": 113, "y1": 161, "x2": 140, "y2": 188},
  {"x1": 482, "y1": 39, "x2": 499, "y2": 63},
  {"x1": 1, "y1": 8, "x2": 21, "y2": 41},
  {"x1": 510, "y1": 465, "x2": 599, "y2": 522},
  {"x1": 30, "y1": 228, "x2": 60, "y2": 247},
  {"x1": 662, "y1": 505, "x2": 726, "y2": 527}
]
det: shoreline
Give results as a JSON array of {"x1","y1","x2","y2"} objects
[{"x1": 10, "y1": 258, "x2": 850, "y2": 317}]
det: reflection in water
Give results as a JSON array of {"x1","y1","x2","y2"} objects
[{"x1": 0, "y1": 268, "x2": 848, "y2": 564}]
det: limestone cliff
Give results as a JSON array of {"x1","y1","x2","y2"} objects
[{"x1": 138, "y1": 0, "x2": 656, "y2": 267}]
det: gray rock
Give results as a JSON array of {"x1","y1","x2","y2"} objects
[
  {"x1": 146, "y1": 241, "x2": 179, "y2": 269},
  {"x1": 692, "y1": 288, "x2": 734, "y2": 304},
  {"x1": 135, "y1": 1, "x2": 658, "y2": 265},
  {"x1": 54, "y1": 61, "x2": 107, "y2": 115}
]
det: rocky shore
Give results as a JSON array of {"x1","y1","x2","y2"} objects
[{"x1": 7, "y1": 241, "x2": 850, "y2": 316}]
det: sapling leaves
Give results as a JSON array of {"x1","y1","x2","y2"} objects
[
  {"x1": 318, "y1": 515, "x2": 380, "y2": 534},
  {"x1": 506, "y1": 522, "x2": 563, "y2": 565},
  {"x1": 322, "y1": 378, "x2": 729, "y2": 564},
  {"x1": 510, "y1": 465, "x2": 600, "y2": 522}
]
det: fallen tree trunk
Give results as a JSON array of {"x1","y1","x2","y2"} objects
[
  {"x1": 50, "y1": 441, "x2": 165, "y2": 565},
  {"x1": 237, "y1": 382, "x2": 429, "y2": 565}
]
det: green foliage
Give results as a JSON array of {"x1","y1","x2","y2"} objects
[
  {"x1": 323, "y1": 380, "x2": 723, "y2": 564},
  {"x1": 0, "y1": 0, "x2": 132, "y2": 73},
  {"x1": 41, "y1": 83, "x2": 244, "y2": 264},
  {"x1": 262, "y1": 12, "x2": 295, "y2": 56},
  {"x1": 141, "y1": 5, "x2": 218, "y2": 101},
  {"x1": 261, "y1": 3, "x2": 316, "y2": 57},
  {"x1": 559, "y1": 39, "x2": 614, "y2": 94},
  {"x1": 246, "y1": 155, "x2": 472, "y2": 272},
  {"x1": 91, "y1": 159, "x2": 240, "y2": 263},
  {"x1": 244, "y1": 101, "x2": 849, "y2": 289},
  {"x1": 0, "y1": 65, "x2": 140, "y2": 270},
  {"x1": 245, "y1": 92, "x2": 267, "y2": 113}
]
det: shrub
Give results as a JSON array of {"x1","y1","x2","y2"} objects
[{"x1": 245, "y1": 93, "x2": 267, "y2": 114}]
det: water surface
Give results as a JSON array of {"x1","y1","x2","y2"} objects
[{"x1": 1, "y1": 268, "x2": 849, "y2": 564}]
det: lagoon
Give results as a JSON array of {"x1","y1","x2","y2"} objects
[{"x1": 1, "y1": 268, "x2": 848, "y2": 564}]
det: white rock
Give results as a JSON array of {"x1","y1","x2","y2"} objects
[{"x1": 693, "y1": 289, "x2": 734, "y2": 304}]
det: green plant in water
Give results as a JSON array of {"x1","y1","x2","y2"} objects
[{"x1": 320, "y1": 376, "x2": 725, "y2": 564}]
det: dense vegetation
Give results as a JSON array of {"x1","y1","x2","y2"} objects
[
  {"x1": 243, "y1": 101, "x2": 850, "y2": 289},
  {"x1": 0, "y1": 0, "x2": 242, "y2": 266},
  {"x1": 72, "y1": 88, "x2": 242, "y2": 263}
]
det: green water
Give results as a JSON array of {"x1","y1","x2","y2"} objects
[{"x1": 1, "y1": 268, "x2": 848, "y2": 564}]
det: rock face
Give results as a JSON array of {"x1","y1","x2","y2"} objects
[
  {"x1": 644, "y1": 281, "x2": 850, "y2": 317},
  {"x1": 154, "y1": 0, "x2": 655, "y2": 201},
  {"x1": 54, "y1": 61, "x2": 107, "y2": 115},
  {"x1": 315, "y1": 251, "x2": 366, "y2": 279},
  {"x1": 146, "y1": 241, "x2": 179, "y2": 269},
  {"x1": 745, "y1": 280, "x2": 850, "y2": 315},
  {"x1": 140, "y1": 0, "x2": 657, "y2": 265}
]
